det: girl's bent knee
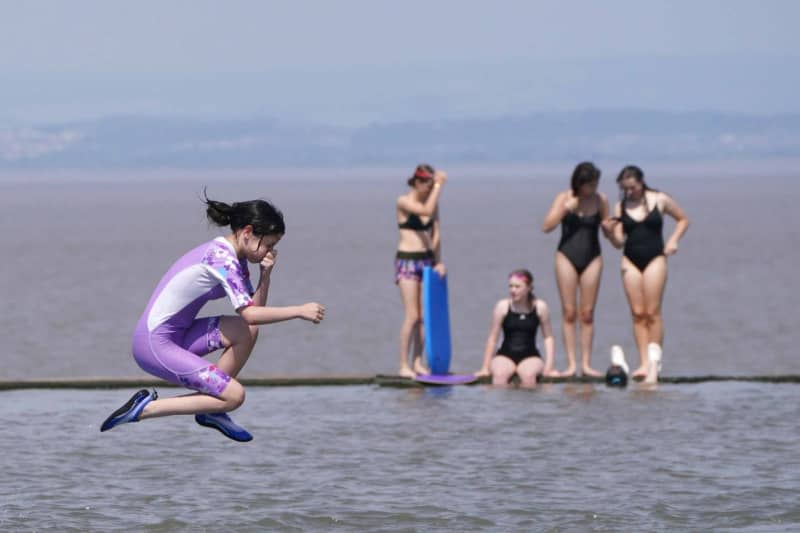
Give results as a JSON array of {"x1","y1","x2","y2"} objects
[
  {"x1": 403, "y1": 316, "x2": 421, "y2": 327},
  {"x1": 221, "y1": 381, "x2": 246, "y2": 410},
  {"x1": 491, "y1": 373, "x2": 513, "y2": 385}
]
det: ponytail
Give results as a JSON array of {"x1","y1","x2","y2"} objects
[
  {"x1": 205, "y1": 196, "x2": 235, "y2": 227},
  {"x1": 203, "y1": 188, "x2": 286, "y2": 236}
]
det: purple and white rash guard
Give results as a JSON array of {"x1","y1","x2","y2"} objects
[{"x1": 132, "y1": 237, "x2": 255, "y2": 396}]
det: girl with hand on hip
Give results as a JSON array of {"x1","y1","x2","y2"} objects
[{"x1": 603, "y1": 165, "x2": 689, "y2": 383}]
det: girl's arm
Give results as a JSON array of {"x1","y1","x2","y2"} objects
[
  {"x1": 396, "y1": 172, "x2": 447, "y2": 217},
  {"x1": 239, "y1": 301, "x2": 324, "y2": 326},
  {"x1": 602, "y1": 201, "x2": 625, "y2": 249},
  {"x1": 541, "y1": 191, "x2": 576, "y2": 233},
  {"x1": 251, "y1": 251, "x2": 276, "y2": 307},
  {"x1": 431, "y1": 208, "x2": 446, "y2": 276},
  {"x1": 431, "y1": 207, "x2": 441, "y2": 259},
  {"x1": 661, "y1": 192, "x2": 690, "y2": 256},
  {"x1": 598, "y1": 193, "x2": 614, "y2": 240},
  {"x1": 536, "y1": 299, "x2": 558, "y2": 376},
  {"x1": 477, "y1": 300, "x2": 506, "y2": 376}
]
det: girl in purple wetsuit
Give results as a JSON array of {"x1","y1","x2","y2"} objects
[{"x1": 101, "y1": 194, "x2": 325, "y2": 441}]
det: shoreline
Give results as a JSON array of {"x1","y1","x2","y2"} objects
[{"x1": 2, "y1": 158, "x2": 800, "y2": 185}]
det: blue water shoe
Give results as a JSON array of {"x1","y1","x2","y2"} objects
[
  {"x1": 100, "y1": 389, "x2": 157, "y2": 432},
  {"x1": 195, "y1": 413, "x2": 253, "y2": 442}
]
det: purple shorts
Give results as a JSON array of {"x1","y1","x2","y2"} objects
[
  {"x1": 132, "y1": 316, "x2": 232, "y2": 397},
  {"x1": 395, "y1": 251, "x2": 435, "y2": 284}
]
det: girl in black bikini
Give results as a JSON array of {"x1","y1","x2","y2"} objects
[
  {"x1": 603, "y1": 165, "x2": 690, "y2": 382},
  {"x1": 475, "y1": 269, "x2": 558, "y2": 387},
  {"x1": 542, "y1": 162, "x2": 611, "y2": 378},
  {"x1": 395, "y1": 164, "x2": 448, "y2": 378}
]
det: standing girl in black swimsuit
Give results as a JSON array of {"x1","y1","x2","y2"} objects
[
  {"x1": 542, "y1": 162, "x2": 611, "y2": 377},
  {"x1": 395, "y1": 164, "x2": 447, "y2": 378},
  {"x1": 603, "y1": 165, "x2": 690, "y2": 382},
  {"x1": 475, "y1": 269, "x2": 558, "y2": 387}
]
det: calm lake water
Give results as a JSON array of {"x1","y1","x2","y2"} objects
[
  {"x1": 1, "y1": 383, "x2": 798, "y2": 531},
  {"x1": 1, "y1": 162, "x2": 798, "y2": 531},
  {"x1": 1, "y1": 162, "x2": 798, "y2": 380}
]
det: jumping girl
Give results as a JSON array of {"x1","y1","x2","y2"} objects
[
  {"x1": 602, "y1": 165, "x2": 689, "y2": 382},
  {"x1": 395, "y1": 164, "x2": 447, "y2": 378},
  {"x1": 101, "y1": 194, "x2": 325, "y2": 441}
]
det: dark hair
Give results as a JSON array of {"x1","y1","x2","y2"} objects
[
  {"x1": 616, "y1": 165, "x2": 657, "y2": 208},
  {"x1": 571, "y1": 161, "x2": 601, "y2": 195},
  {"x1": 508, "y1": 268, "x2": 535, "y2": 307},
  {"x1": 407, "y1": 163, "x2": 435, "y2": 187},
  {"x1": 203, "y1": 190, "x2": 285, "y2": 236}
]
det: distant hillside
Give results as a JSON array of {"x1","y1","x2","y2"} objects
[{"x1": 2, "y1": 110, "x2": 799, "y2": 169}]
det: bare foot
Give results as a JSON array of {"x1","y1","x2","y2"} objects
[
  {"x1": 582, "y1": 366, "x2": 603, "y2": 378},
  {"x1": 631, "y1": 365, "x2": 648, "y2": 380},
  {"x1": 398, "y1": 366, "x2": 416, "y2": 379},
  {"x1": 561, "y1": 365, "x2": 577, "y2": 377},
  {"x1": 646, "y1": 343, "x2": 662, "y2": 385},
  {"x1": 412, "y1": 361, "x2": 430, "y2": 375},
  {"x1": 644, "y1": 361, "x2": 659, "y2": 384}
]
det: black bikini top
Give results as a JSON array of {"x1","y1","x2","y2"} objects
[{"x1": 398, "y1": 213, "x2": 433, "y2": 231}]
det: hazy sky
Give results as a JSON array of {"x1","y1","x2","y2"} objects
[{"x1": 2, "y1": 1, "x2": 799, "y2": 123}]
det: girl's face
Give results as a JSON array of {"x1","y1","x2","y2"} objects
[
  {"x1": 578, "y1": 179, "x2": 599, "y2": 197},
  {"x1": 508, "y1": 276, "x2": 531, "y2": 303},
  {"x1": 242, "y1": 229, "x2": 282, "y2": 263},
  {"x1": 619, "y1": 176, "x2": 644, "y2": 201},
  {"x1": 414, "y1": 177, "x2": 434, "y2": 194}
]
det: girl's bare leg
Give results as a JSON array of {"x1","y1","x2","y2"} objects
[
  {"x1": 517, "y1": 357, "x2": 545, "y2": 388},
  {"x1": 140, "y1": 380, "x2": 245, "y2": 420},
  {"x1": 643, "y1": 257, "x2": 668, "y2": 384},
  {"x1": 490, "y1": 356, "x2": 517, "y2": 386},
  {"x1": 398, "y1": 279, "x2": 422, "y2": 378},
  {"x1": 642, "y1": 257, "x2": 668, "y2": 346},
  {"x1": 621, "y1": 258, "x2": 649, "y2": 379},
  {"x1": 578, "y1": 257, "x2": 603, "y2": 377},
  {"x1": 554, "y1": 252, "x2": 579, "y2": 376},
  {"x1": 411, "y1": 320, "x2": 429, "y2": 374}
]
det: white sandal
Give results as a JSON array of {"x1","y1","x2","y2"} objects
[
  {"x1": 610, "y1": 344, "x2": 629, "y2": 375},
  {"x1": 647, "y1": 342, "x2": 663, "y2": 373}
]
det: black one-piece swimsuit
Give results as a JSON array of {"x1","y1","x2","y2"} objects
[
  {"x1": 621, "y1": 206, "x2": 664, "y2": 272},
  {"x1": 557, "y1": 211, "x2": 601, "y2": 275},
  {"x1": 496, "y1": 306, "x2": 541, "y2": 365}
]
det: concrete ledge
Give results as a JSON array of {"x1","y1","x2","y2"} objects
[
  {"x1": 1, "y1": 374, "x2": 799, "y2": 390},
  {"x1": 0, "y1": 376, "x2": 373, "y2": 390}
]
